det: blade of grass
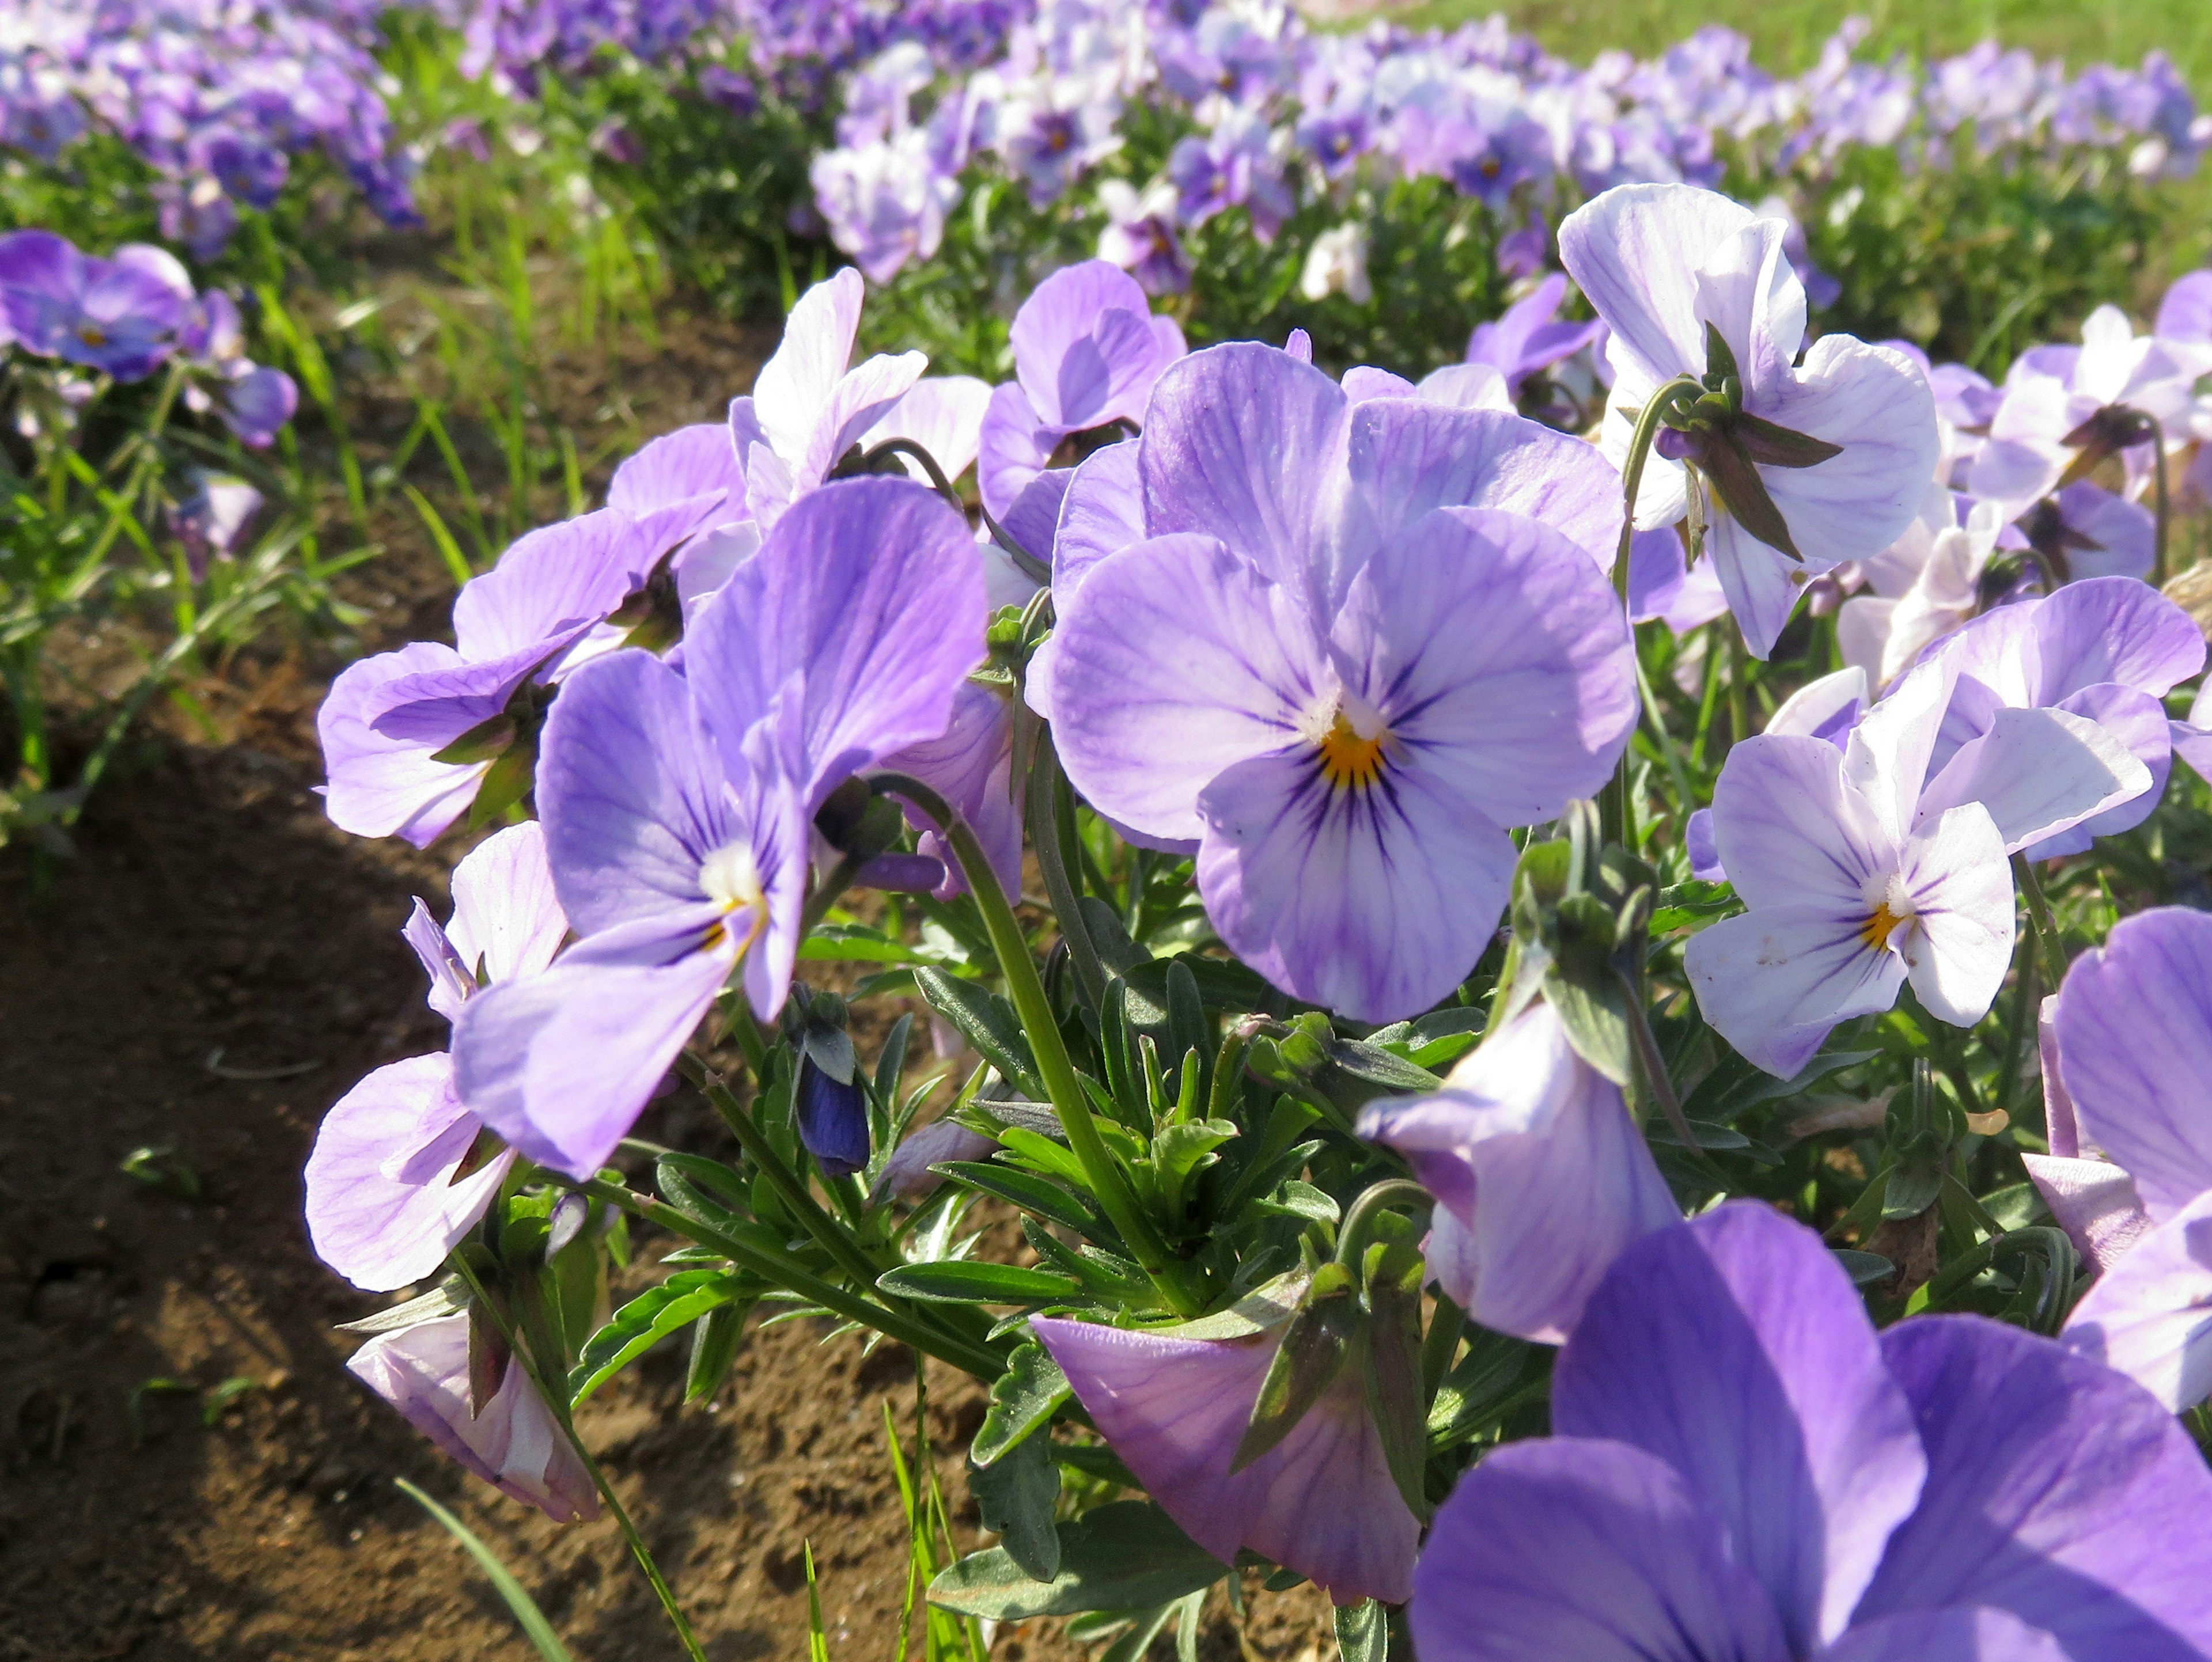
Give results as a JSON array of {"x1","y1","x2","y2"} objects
[
  {"x1": 405, "y1": 484, "x2": 476, "y2": 586},
  {"x1": 395, "y1": 1477, "x2": 577, "y2": 1662},
  {"x1": 805, "y1": 1542, "x2": 833, "y2": 1662}
]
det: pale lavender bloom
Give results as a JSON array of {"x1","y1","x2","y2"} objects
[
  {"x1": 349, "y1": 1312, "x2": 600, "y2": 1523},
  {"x1": 878, "y1": 680, "x2": 1018, "y2": 901},
  {"x1": 869, "y1": 1115, "x2": 998, "y2": 1203},
  {"x1": 1684, "y1": 658, "x2": 2141, "y2": 1077},
  {"x1": 1358, "y1": 999, "x2": 1679, "y2": 1344},
  {"x1": 171, "y1": 472, "x2": 262, "y2": 579},
  {"x1": 1559, "y1": 184, "x2": 1938, "y2": 658},
  {"x1": 976, "y1": 259, "x2": 1183, "y2": 543},
  {"x1": 0, "y1": 229, "x2": 188, "y2": 382},
  {"x1": 1626, "y1": 524, "x2": 1729, "y2": 635},
  {"x1": 1918, "y1": 576, "x2": 2205, "y2": 859},
  {"x1": 810, "y1": 127, "x2": 960, "y2": 283},
  {"x1": 305, "y1": 822, "x2": 564, "y2": 1292},
  {"x1": 1968, "y1": 305, "x2": 2212, "y2": 510},
  {"x1": 998, "y1": 88, "x2": 1122, "y2": 208},
  {"x1": 1032, "y1": 1298, "x2": 1421, "y2": 1605},
  {"x1": 452, "y1": 479, "x2": 984, "y2": 1177},
  {"x1": 1412, "y1": 1202, "x2": 2212, "y2": 1661},
  {"x1": 1040, "y1": 342, "x2": 1635, "y2": 1022},
  {"x1": 863, "y1": 374, "x2": 994, "y2": 488},
  {"x1": 179, "y1": 290, "x2": 297, "y2": 447},
  {"x1": 728, "y1": 268, "x2": 927, "y2": 531},
  {"x1": 1680, "y1": 663, "x2": 1870, "y2": 893},
  {"x1": 317, "y1": 508, "x2": 693, "y2": 848},
  {"x1": 2052, "y1": 909, "x2": 2212, "y2": 1410},
  {"x1": 1094, "y1": 177, "x2": 1192, "y2": 297},
  {"x1": 1168, "y1": 106, "x2": 1294, "y2": 242},
  {"x1": 1464, "y1": 273, "x2": 1605, "y2": 398},
  {"x1": 1837, "y1": 490, "x2": 2003, "y2": 690},
  {"x1": 2022, "y1": 995, "x2": 2154, "y2": 1278}
]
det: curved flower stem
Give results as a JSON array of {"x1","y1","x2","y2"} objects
[
  {"x1": 2012, "y1": 852, "x2": 2068, "y2": 988},
  {"x1": 872, "y1": 771, "x2": 1202, "y2": 1315},
  {"x1": 1026, "y1": 729, "x2": 1109, "y2": 1013},
  {"x1": 2149, "y1": 413, "x2": 2172, "y2": 587},
  {"x1": 1603, "y1": 375, "x2": 1702, "y2": 848},
  {"x1": 858, "y1": 435, "x2": 1052, "y2": 584},
  {"x1": 1994, "y1": 931, "x2": 2041, "y2": 1118},
  {"x1": 552, "y1": 1174, "x2": 1007, "y2": 1379},
  {"x1": 1333, "y1": 1178, "x2": 1433, "y2": 1268},
  {"x1": 452, "y1": 1255, "x2": 710, "y2": 1662}
]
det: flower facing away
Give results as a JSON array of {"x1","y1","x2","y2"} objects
[
  {"x1": 1039, "y1": 340, "x2": 1638, "y2": 1022},
  {"x1": 1359, "y1": 998, "x2": 1680, "y2": 1344},
  {"x1": 305, "y1": 821, "x2": 566, "y2": 1292},
  {"x1": 976, "y1": 258, "x2": 1184, "y2": 559},
  {"x1": 1684, "y1": 657, "x2": 2143, "y2": 1077},
  {"x1": 2046, "y1": 908, "x2": 2212, "y2": 1411},
  {"x1": 0, "y1": 229, "x2": 191, "y2": 381},
  {"x1": 1410, "y1": 1202, "x2": 2212, "y2": 1661},
  {"x1": 451, "y1": 477, "x2": 984, "y2": 1178},
  {"x1": 1033, "y1": 1277, "x2": 1421, "y2": 1606},
  {"x1": 349, "y1": 1312, "x2": 600, "y2": 1524},
  {"x1": 1837, "y1": 483, "x2": 2003, "y2": 691},
  {"x1": 1559, "y1": 183, "x2": 1938, "y2": 658}
]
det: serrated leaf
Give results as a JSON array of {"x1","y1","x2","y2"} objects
[
  {"x1": 915, "y1": 967, "x2": 1041, "y2": 1095},
  {"x1": 936, "y1": 1161, "x2": 1101, "y2": 1236},
  {"x1": 970, "y1": 1431, "x2": 1062, "y2": 1580},
  {"x1": 878, "y1": 1261, "x2": 1082, "y2": 1306},
  {"x1": 928, "y1": 1501, "x2": 1229, "y2": 1619},
  {"x1": 569, "y1": 1269, "x2": 749, "y2": 1405},
  {"x1": 974, "y1": 1342, "x2": 1073, "y2": 1467}
]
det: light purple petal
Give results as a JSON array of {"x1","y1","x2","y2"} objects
[
  {"x1": 1895, "y1": 803, "x2": 2014, "y2": 1028},
  {"x1": 446, "y1": 819, "x2": 569, "y2": 992},
  {"x1": 1858, "y1": 1314, "x2": 2212, "y2": 1656},
  {"x1": 796, "y1": 349, "x2": 930, "y2": 495},
  {"x1": 1051, "y1": 439, "x2": 1145, "y2": 596},
  {"x1": 1709, "y1": 733, "x2": 1891, "y2": 915},
  {"x1": 1558, "y1": 183, "x2": 1759, "y2": 388},
  {"x1": 1684, "y1": 904, "x2": 1905, "y2": 1077},
  {"x1": 1915, "y1": 705, "x2": 2150, "y2": 855},
  {"x1": 451, "y1": 509, "x2": 661, "y2": 664},
  {"x1": 2021, "y1": 1154, "x2": 2154, "y2": 1277},
  {"x1": 752, "y1": 268, "x2": 863, "y2": 463},
  {"x1": 1692, "y1": 219, "x2": 1805, "y2": 409},
  {"x1": 1556, "y1": 1204, "x2": 1927, "y2": 1652},
  {"x1": 1410, "y1": 1436, "x2": 1791, "y2": 1662},
  {"x1": 2063, "y1": 1191, "x2": 2212, "y2": 1411},
  {"x1": 2054, "y1": 906, "x2": 2212, "y2": 1219},
  {"x1": 1009, "y1": 259, "x2": 1172, "y2": 431},
  {"x1": 1357, "y1": 1000, "x2": 1679, "y2": 1344},
  {"x1": 1046, "y1": 533, "x2": 1328, "y2": 844},
  {"x1": 1706, "y1": 513, "x2": 1807, "y2": 661},
  {"x1": 607, "y1": 423, "x2": 745, "y2": 536},
  {"x1": 1414, "y1": 362, "x2": 1513, "y2": 412},
  {"x1": 349, "y1": 1313, "x2": 599, "y2": 1522},
  {"x1": 305, "y1": 1054, "x2": 513, "y2": 1292},
  {"x1": 978, "y1": 378, "x2": 1055, "y2": 519},
  {"x1": 1001, "y1": 468, "x2": 1073, "y2": 566},
  {"x1": 685, "y1": 476, "x2": 986, "y2": 808},
  {"x1": 1031, "y1": 1316, "x2": 1419, "y2": 1604},
  {"x1": 317, "y1": 643, "x2": 491, "y2": 847},
  {"x1": 865, "y1": 374, "x2": 994, "y2": 484},
  {"x1": 2028, "y1": 682, "x2": 2174, "y2": 852},
  {"x1": 1752, "y1": 337, "x2": 1940, "y2": 572},
  {"x1": 453, "y1": 912, "x2": 734, "y2": 1178},
  {"x1": 1139, "y1": 342, "x2": 1348, "y2": 592},
  {"x1": 1823, "y1": 1610, "x2": 2069, "y2": 1662}
]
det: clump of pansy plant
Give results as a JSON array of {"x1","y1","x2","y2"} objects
[{"x1": 305, "y1": 194, "x2": 2212, "y2": 1662}]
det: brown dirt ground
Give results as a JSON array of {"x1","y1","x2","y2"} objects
[{"x1": 1, "y1": 297, "x2": 1340, "y2": 1660}]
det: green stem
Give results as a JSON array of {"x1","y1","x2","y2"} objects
[
  {"x1": 1333, "y1": 1179, "x2": 1433, "y2": 1268},
  {"x1": 1994, "y1": 929, "x2": 2040, "y2": 1119},
  {"x1": 555, "y1": 1174, "x2": 1005, "y2": 1379},
  {"x1": 876, "y1": 772, "x2": 1200, "y2": 1315},
  {"x1": 452, "y1": 1257, "x2": 709, "y2": 1662},
  {"x1": 2150, "y1": 414, "x2": 2172, "y2": 588},
  {"x1": 1726, "y1": 625, "x2": 1751, "y2": 756},
  {"x1": 1632, "y1": 640, "x2": 1696, "y2": 833},
  {"x1": 1025, "y1": 730, "x2": 1109, "y2": 1012},
  {"x1": 85, "y1": 361, "x2": 186, "y2": 570},
  {"x1": 2013, "y1": 852, "x2": 2067, "y2": 987},
  {"x1": 1419, "y1": 1293, "x2": 1467, "y2": 1402}
]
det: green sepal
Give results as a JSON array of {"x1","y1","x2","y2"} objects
[
  {"x1": 1732, "y1": 411, "x2": 1844, "y2": 469},
  {"x1": 1361, "y1": 1240, "x2": 1430, "y2": 1521},
  {"x1": 684, "y1": 1297, "x2": 754, "y2": 1403},
  {"x1": 1695, "y1": 427, "x2": 1805, "y2": 561},
  {"x1": 1232, "y1": 1260, "x2": 1359, "y2": 1473},
  {"x1": 1335, "y1": 1600, "x2": 1388, "y2": 1662},
  {"x1": 1699, "y1": 320, "x2": 1741, "y2": 393},
  {"x1": 430, "y1": 709, "x2": 516, "y2": 766},
  {"x1": 465, "y1": 736, "x2": 539, "y2": 830}
]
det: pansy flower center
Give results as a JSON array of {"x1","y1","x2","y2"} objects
[
  {"x1": 77, "y1": 323, "x2": 108, "y2": 347},
  {"x1": 1310, "y1": 700, "x2": 1393, "y2": 793},
  {"x1": 1858, "y1": 876, "x2": 1915, "y2": 952},
  {"x1": 698, "y1": 842, "x2": 767, "y2": 953}
]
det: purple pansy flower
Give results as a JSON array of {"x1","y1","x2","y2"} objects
[
  {"x1": 1918, "y1": 576, "x2": 2205, "y2": 859},
  {"x1": 2047, "y1": 909, "x2": 2212, "y2": 1411},
  {"x1": 1359, "y1": 998, "x2": 1680, "y2": 1344},
  {"x1": 451, "y1": 478, "x2": 984, "y2": 1178},
  {"x1": 349, "y1": 1311, "x2": 600, "y2": 1523},
  {"x1": 0, "y1": 229, "x2": 190, "y2": 382},
  {"x1": 728, "y1": 268, "x2": 927, "y2": 532},
  {"x1": 1559, "y1": 184, "x2": 1938, "y2": 658},
  {"x1": 1464, "y1": 273, "x2": 1605, "y2": 399},
  {"x1": 1040, "y1": 341, "x2": 1637, "y2": 1023},
  {"x1": 1033, "y1": 1284, "x2": 1421, "y2": 1606},
  {"x1": 1412, "y1": 1202, "x2": 2212, "y2": 1660},
  {"x1": 977, "y1": 260, "x2": 1184, "y2": 559},
  {"x1": 1095, "y1": 179, "x2": 1192, "y2": 298},
  {"x1": 1684, "y1": 658, "x2": 2142, "y2": 1076},
  {"x1": 305, "y1": 822, "x2": 565, "y2": 1292},
  {"x1": 1838, "y1": 491, "x2": 2003, "y2": 692},
  {"x1": 179, "y1": 289, "x2": 297, "y2": 447}
]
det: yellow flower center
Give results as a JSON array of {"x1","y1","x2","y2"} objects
[
  {"x1": 1859, "y1": 901, "x2": 1904, "y2": 952},
  {"x1": 77, "y1": 324, "x2": 108, "y2": 347},
  {"x1": 698, "y1": 843, "x2": 768, "y2": 956},
  {"x1": 1316, "y1": 709, "x2": 1390, "y2": 792}
]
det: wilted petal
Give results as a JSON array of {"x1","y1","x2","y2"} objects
[
  {"x1": 2063, "y1": 1192, "x2": 2212, "y2": 1411},
  {"x1": 1411, "y1": 1437, "x2": 1791, "y2": 1662},
  {"x1": 348, "y1": 1313, "x2": 599, "y2": 1523},
  {"x1": 1357, "y1": 1001, "x2": 1678, "y2": 1344},
  {"x1": 1857, "y1": 1315, "x2": 2212, "y2": 1656},
  {"x1": 305, "y1": 1054, "x2": 514, "y2": 1292},
  {"x1": 1556, "y1": 1205, "x2": 1927, "y2": 1652},
  {"x1": 1031, "y1": 1316, "x2": 1419, "y2": 1604},
  {"x1": 2053, "y1": 907, "x2": 2212, "y2": 1218}
]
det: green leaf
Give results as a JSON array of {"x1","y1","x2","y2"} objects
[
  {"x1": 1362, "y1": 1245, "x2": 1429, "y2": 1520},
  {"x1": 569, "y1": 1270, "x2": 750, "y2": 1405},
  {"x1": 685, "y1": 1297, "x2": 754, "y2": 1403},
  {"x1": 969, "y1": 1430, "x2": 1062, "y2": 1580},
  {"x1": 877, "y1": 1261, "x2": 1082, "y2": 1306},
  {"x1": 928, "y1": 1501, "x2": 1229, "y2": 1619},
  {"x1": 397, "y1": 1478, "x2": 577, "y2": 1662},
  {"x1": 1834, "y1": 1249, "x2": 1895, "y2": 1287},
  {"x1": 1335, "y1": 1600, "x2": 1387, "y2": 1662},
  {"x1": 915, "y1": 967, "x2": 1042, "y2": 1095},
  {"x1": 974, "y1": 1342, "x2": 1073, "y2": 1467},
  {"x1": 1543, "y1": 966, "x2": 1634, "y2": 1087},
  {"x1": 1234, "y1": 1261, "x2": 1358, "y2": 1472},
  {"x1": 935, "y1": 1161, "x2": 1101, "y2": 1236},
  {"x1": 1427, "y1": 1327, "x2": 1535, "y2": 1448}
]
